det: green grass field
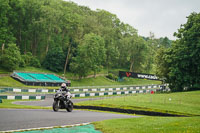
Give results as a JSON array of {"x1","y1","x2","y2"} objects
[
  {"x1": 88, "y1": 91, "x2": 200, "y2": 133},
  {"x1": 0, "y1": 100, "x2": 50, "y2": 109},
  {"x1": 0, "y1": 76, "x2": 27, "y2": 87},
  {"x1": 94, "y1": 116, "x2": 200, "y2": 133},
  {"x1": 71, "y1": 76, "x2": 161, "y2": 87},
  {"x1": 76, "y1": 91, "x2": 200, "y2": 116}
]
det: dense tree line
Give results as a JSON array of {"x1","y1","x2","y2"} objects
[
  {"x1": 0, "y1": 0, "x2": 171, "y2": 79},
  {"x1": 156, "y1": 12, "x2": 200, "y2": 91}
]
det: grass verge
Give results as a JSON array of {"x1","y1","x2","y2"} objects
[
  {"x1": 93, "y1": 116, "x2": 200, "y2": 133},
  {"x1": 71, "y1": 76, "x2": 161, "y2": 87},
  {"x1": 76, "y1": 91, "x2": 200, "y2": 116},
  {"x1": 0, "y1": 99, "x2": 50, "y2": 109},
  {"x1": 0, "y1": 75, "x2": 161, "y2": 89}
]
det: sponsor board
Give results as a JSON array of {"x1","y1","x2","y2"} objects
[{"x1": 119, "y1": 71, "x2": 159, "y2": 80}]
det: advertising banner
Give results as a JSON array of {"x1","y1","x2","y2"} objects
[{"x1": 119, "y1": 71, "x2": 159, "y2": 80}]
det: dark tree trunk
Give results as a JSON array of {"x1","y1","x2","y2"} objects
[
  {"x1": 63, "y1": 43, "x2": 71, "y2": 77},
  {"x1": 129, "y1": 59, "x2": 134, "y2": 72}
]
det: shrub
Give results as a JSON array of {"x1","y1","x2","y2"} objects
[
  {"x1": 1, "y1": 43, "x2": 22, "y2": 71},
  {"x1": 106, "y1": 73, "x2": 118, "y2": 81},
  {"x1": 21, "y1": 52, "x2": 41, "y2": 68},
  {"x1": 43, "y1": 46, "x2": 65, "y2": 72}
]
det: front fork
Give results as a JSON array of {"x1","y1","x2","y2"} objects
[
  {"x1": 54, "y1": 98, "x2": 60, "y2": 107},
  {"x1": 63, "y1": 99, "x2": 69, "y2": 108}
]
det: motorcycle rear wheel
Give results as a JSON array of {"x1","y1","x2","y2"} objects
[
  {"x1": 66, "y1": 100, "x2": 73, "y2": 112},
  {"x1": 53, "y1": 101, "x2": 59, "y2": 112}
]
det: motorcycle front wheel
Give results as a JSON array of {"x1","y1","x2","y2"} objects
[
  {"x1": 53, "y1": 101, "x2": 59, "y2": 112},
  {"x1": 66, "y1": 100, "x2": 73, "y2": 112}
]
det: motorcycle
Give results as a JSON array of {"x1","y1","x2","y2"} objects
[{"x1": 52, "y1": 90, "x2": 73, "y2": 112}]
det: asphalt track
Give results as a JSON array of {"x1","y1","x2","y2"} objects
[
  {"x1": 0, "y1": 97, "x2": 137, "y2": 132},
  {"x1": 13, "y1": 97, "x2": 104, "y2": 107}
]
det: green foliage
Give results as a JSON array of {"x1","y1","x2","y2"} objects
[
  {"x1": 21, "y1": 52, "x2": 41, "y2": 68},
  {"x1": 159, "y1": 37, "x2": 171, "y2": 48},
  {"x1": 156, "y1": 12, "x2": 200, "y2": 91},
  {"x1": 117, "y1": 24, "x2": 149, "y2": 73},
  {"x1": 106, "y1": 73, "x2": 118, "y2": 81},
  {"x1": 70, "y1": 33, "x2": 106, "y2": 78},
  {"x1": 0, "y1": 0, "x2": 16, "y2": 46},
  {"x1": 43, "y1": 45, "x2": 65, "y2": 72},
  {"x1": 143, "y1": 35, "x2": 172, "y2": 74},
  {"x1": 171, "y1": 12, "x2": 200, "y2": 91},
  {"x1": 155, "y1": 47, "x2": 170, "y2": 80},
  {"x1": 30, "y1": 57, "x2": 41, "y2": 68},
  {"x1": 83, "y1": 33, "x2": 106, "y2": 76},
  {"x1": 0, "y1": 0, "x2": 173, "y2": 76},
  {"x1": 70, "y1": 55, "x2": 90, "y2": 79},
  {"x1": 1, "y1": 43, "x2": 22, "y2": 71}
]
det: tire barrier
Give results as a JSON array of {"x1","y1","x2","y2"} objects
[{"x1": 0, "y1": 95, "x2": 45, "y2": 100}]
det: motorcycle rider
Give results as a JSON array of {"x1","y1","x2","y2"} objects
[
  {"x1": 59, "y1": 83, "x2": 71, "y2": 100},
  {"x1": 53, "y1": 83, "x2": 73, "y2": 112},
  {"x1": 60, "y1": 83, "x2": 69, "y2": 92}
]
